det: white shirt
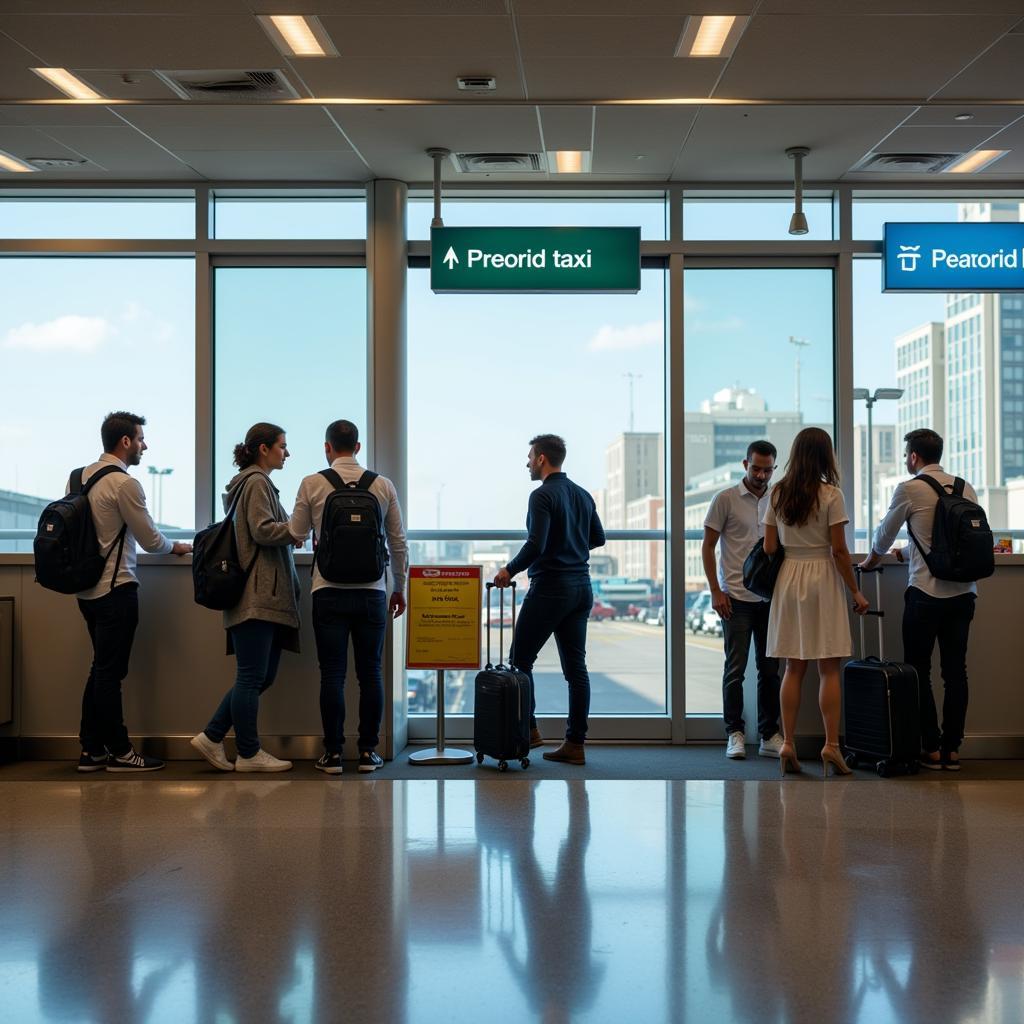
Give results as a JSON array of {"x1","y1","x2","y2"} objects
[
  {"x1": 69, "y1": 453, "x2": 174, "y2": 600},
  {"x1": 871, "y1": 465, "x2": 978, "y2": 599},
  {"x1": 290, "y1": 456, "x2": 409, "y2": 595},
  {"x1": 704, "y1": 480, "x2": 771, "y2": 603},
  {"x1": 763, "y1": 483, "x2": 849, "y2": 554}
]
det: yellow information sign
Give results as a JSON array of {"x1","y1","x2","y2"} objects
[{"x1": 405, "y1": 566, "x2": 482, "y2": 670}]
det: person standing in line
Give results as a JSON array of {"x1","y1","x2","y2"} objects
[
  {"x1": 859, "y1": 428, "x2": 980, "y2": 771},
  {"x1": 493, "y1": 434, "x2": 605, "y2": 766},
  {"x1": 762, "y1": 427, "x2": 869, "y2": 777},
  {"x1": 74, "y1": 411, "x2": 192, "y2": 773},
  {"x1": 191, "y1": 423, "x2": 300, "y2": 773},
  {"x1": 702, "y1": 440, "x2": 784, "y2": 760},
  {"x1": 289, "y1": 419, "x2": 408, "y2": 775}
]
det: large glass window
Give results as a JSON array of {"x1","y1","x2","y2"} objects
[
  {"x1": 683, "y1": 267, "x2": 835, "y2": 715},
  {"x1": 213, "y1": 267, "x2": 367, "y2": 517},
  {"x1": 683, "y1": 195, "x2": 834, "y2": 240},
  {"x1": 0, "y1": 257, "x2": 195, "y2": 550},
  {"x1": 212, "y1": 195, "x2": 365, "y2": 239},
  {"x1": 0, "y1": 196, "x2": 194, "y2": 238},
  {"x1": 853, "y1": 197, "x2": 1024, "y2": 545},
  {"x1": 407, "y1": 261, "x2": 667, "y2": 718}
]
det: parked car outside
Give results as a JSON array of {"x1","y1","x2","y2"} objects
[
  {"x1": 645, "y1": 605, "x2": 665, "y2": 627},
  {"x1": 626, "y1": 602, "x2": 647, "y2": 621},
  {"x1": 701, "y1": 607, "x2": 724, "y2": 637},
  {"x1": 590, "y1": 598, "x2": 617, "y2": 621},
  {"x1": 687, "y1": 590, "x2": 712, "y2": 633}
]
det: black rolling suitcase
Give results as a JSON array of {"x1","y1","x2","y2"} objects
[
  {"x1": 474, "y1": 582, "x2": 531, "y2": 772},
  {"x1": 842, "y1": 566, "x2": 921, "y2": 777}
]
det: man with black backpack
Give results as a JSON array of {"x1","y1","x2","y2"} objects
[
  {"x1": 55, "y1": 412, "x2": 191, "y2": 773},
  {"x1": 860, "y1": 428, "x2": 992, "y2": 771},
  {"x1": 289, "y1": 419, "x2": 408, "y2": 775}
]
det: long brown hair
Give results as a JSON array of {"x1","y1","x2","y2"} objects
[{"x1": 771, "y1": 427, "x2": 840, "y2": 527}]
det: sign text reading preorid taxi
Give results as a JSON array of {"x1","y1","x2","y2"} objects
[{"x1": 430, "y1": 226, "x2": 641, "y2": 293}]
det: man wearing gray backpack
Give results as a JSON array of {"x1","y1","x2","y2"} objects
[
  {"x1": 289, "y1": 420, "x2": 408, "y2": 775},
  {"x1": 860, "y1": 428, "x2": 991, "y2": 772}
]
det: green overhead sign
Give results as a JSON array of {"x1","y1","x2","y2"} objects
[{"x1": 430, "y1": 226, "x2": 641, "y2": 294}]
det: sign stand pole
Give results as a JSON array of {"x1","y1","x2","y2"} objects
[{"x1": 409, "y1": 669, "x2": 474, "y2": 765}]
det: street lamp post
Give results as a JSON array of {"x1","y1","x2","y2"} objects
[
  {"x1": 788, "y1": 336, "x2": 810, "y2": 415},
  {"x1": 147, "y1": 466, "x2": 174, "y2": 524},
  {"x1": 852, "y1": 387, "x2": 903, "y2": 545}
]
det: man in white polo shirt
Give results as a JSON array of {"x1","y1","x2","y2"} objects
[
  {"x1": 860, "y1": 428, "x2": 980, "y2": 772},
  {"x1": 701, "y1": 440, "x2": 783, "y2": 759}
]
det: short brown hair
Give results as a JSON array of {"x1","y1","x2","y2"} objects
[
  {"x1": 529, "y1": 433, "x2": 567, "y2": 467},
  {"x1": 101, "y1": 411, "x2": 145, "y2": 453}
]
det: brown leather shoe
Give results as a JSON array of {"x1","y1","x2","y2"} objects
[
  {"x1": 530, "y1": 727, "x2": 544, "y2": 749},
  {"x1": 542, "y1": 740, "x2": 585, "y2": 765}
]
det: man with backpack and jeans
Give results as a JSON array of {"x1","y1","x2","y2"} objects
[
  {"x1": 860, "y1": 428, "x2": 991, "y2": 771},
  {"x1": 289, "y1": 420, "x2": 408, "y2": 774},
  {"x1": 69, "y1": 412, "x2": 192, "y2": 772}
]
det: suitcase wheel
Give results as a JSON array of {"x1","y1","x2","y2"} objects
[
  {"x1": 498, "y1": 760, "x2": 509, "y2": 772},
  {"x1": 520, "y1": 757, "x2": 530, "y2": 770},
  {"x1": 475, "y1": 751, "x2": 484, "y2": 765},
  {"x1": 844, "y1": 751, "x2": 859, "y2": 771},
  {"x1": 876, "y1": 760, "x2": 891, "y2": 778}
]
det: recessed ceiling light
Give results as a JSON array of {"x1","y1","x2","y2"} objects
[
  {"x1": 0, "y1": 151, "x2": 36, "y2": 173},
  {"x1": 947, "y1": 149, "x2": 1009, "y2": 174},
  {"x1": 953, "y1": 112, "x2": 974, "y2": 121},
  {"x1": 32, "y1": 68, "x2": 102, "y2": 100},
  {"x1": 548, "y1": 150, "x2": 592, "y2": 174},
  {"x1": 258, "y1": 14, "x2": 338, "y2": 57},
  {"x1": 675, "y1": 15, "x2": 748, "y2": 58}
]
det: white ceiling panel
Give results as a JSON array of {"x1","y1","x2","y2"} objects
[
  {"x1": 0, "y1": 15, "x2": 283, "y2": 69},
  {"x1": 66, "y1": 70, "x2": 182, "y2": 101},
  {"x1": 0, "y1": 105, "x2": 123, "y2": 127},
  {"x1": 593, "y1": 105, "x2": 697, "y2": 175},
  {"x1": 523, "y1": 58, "x2": 723, "y2": 100},
  {"x1": 174, "y1": 149, "x2": 368, "y2": 180},
  {"x1": 512, "y1": 2, "x2": 756, "y2": 13},
  {"x1": 41, "y1": 125, "x2": 199, "y2": 176},
  {"x1": 717, "y1": 15, "x2": 1020, "y2": 100},
  {"x1": 0, "y1": 125, "x2": 83, "y2": 162},
  {"x1": 934, "y1": 35, "x2": 1024, "y2": 100},
  {"x1": 251, "y1": 1, "x2": 510, "y2": 13},
  {"x1": 539, "y1": 107, "x2": 593, "y2": 152},
  {"x1": 0, "y1": 34, "x2": 52, "y2": 99},
  {"x1": 0, "y1": 2, "x2": 252, "y2": 12},
  {"x1": 318, "y1": 15, "x2": 514, "y2": 57},
  {"x1": 292, "y1": 57, "x2": 527, "y2": 101},
  {"x1": 114, "y1": 104, "x2": 338, "y2": 131},
  {"x1": 135, "y1": 124, "x2": 351, "y2": 153},
  {"x1": 516, "y1": 16, "x2": 686, "y2": 57},
  {"x1": 972, "y1": 118, "x2": 1024, "y2": 169},
  {"x1": 905, "y1": 105, "x2": 1023, "y2": 128},
  {"x1": 759, "y1": 1, "x2": 1024, "y2": 12},
  {"x1": 872, "y1": 124, "x2": 1004, "y2": 154},
  {"x1": 675, "y1": 105, "x2": 915, "y2": 180}
]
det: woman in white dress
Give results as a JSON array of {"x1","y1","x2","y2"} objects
[{"x1": 763, "y1": 428, "x2": 869, "y2": 776}]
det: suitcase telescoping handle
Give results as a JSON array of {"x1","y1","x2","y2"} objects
[
  {"x1": 855, "y1": 565, "x2": 885, "y2": 661},
  {"x1": 484, "y1": 581, "x2": 517, "y2": 669}
]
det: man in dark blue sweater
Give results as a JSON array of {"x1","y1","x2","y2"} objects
[{"x1": 493, "y1": 434, "x2": 606, "y2": 765}]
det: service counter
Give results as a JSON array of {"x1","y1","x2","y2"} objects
[{"x1": 1, "y1": 553, "x2": 1022, "y2": 759}]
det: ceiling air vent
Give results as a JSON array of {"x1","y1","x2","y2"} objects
[
  {"x1": 155, "y1": 69, "x2": 299, "y2": 102},
  {"x1": 853, "y1": 152, "x2": 961, "y2": 174},
  {"x1": 26, "y1": 157, "x2": 89, "y2": 168},
  {"x1": 454, "y1": 152, "x2": 545, "y2": 174},
  {"x1": 457, "y1": 76, "x2": 497, "y2": 93}
]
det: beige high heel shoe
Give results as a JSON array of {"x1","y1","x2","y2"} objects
[
  {"x1": 779, "y1": 743, "x2": 802, "y2": 776},
  {"x1": 820, "y1": 745, "x2": 852, "y2": 778}
]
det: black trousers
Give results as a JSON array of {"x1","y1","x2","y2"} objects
[
  {"x1": 721, "y1": 598, "x2": 781, "y2": 740},
  {"x1": 77, "y1": 582, "x2": 139, "y2": 757},
  {"x1": 902, "y1": 586, "x2": 976, "y2": 754}
]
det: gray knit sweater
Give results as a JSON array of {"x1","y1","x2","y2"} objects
[{"x1": 221, "y1": 466, "x2": 301, "y2": 650}]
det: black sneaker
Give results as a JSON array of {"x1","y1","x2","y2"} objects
[
  {"x1": 77, "y1": 751, "x2": 108, "y2": 773},
  {"x1": 358, "y1": 751, "x2": 383, "y2": 773},
  {"x1": 314, "y1": 752, "x2": 343, "y2": 775},
  {"x1": 920, "y1": 753, "x2": 944, "y2": 771},
  {"x1": 106, "y1": 748, "x2": 164, "y2": 773},
  {"x1": 942, "y1": 753, "x2": 962, "y2": 772}
]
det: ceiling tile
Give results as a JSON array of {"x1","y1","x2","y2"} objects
[
  {"x1": 593, "y1": 105, "x2": 697, "y2": 175},
  {"x1": 318, "y1": 15, "x2": 514, "y2": 57},
  {"x1": 0, "y1": 125, "x2": 82, "y2": 162},
  {"x1": 759, "y1": 1, "x2": 1024, "y2": 12},
  {"x1": 41, "y1": 125, "x2": 198, "y2": 176},
  {"x1": 292, "y1": 57, "x2": 526, "y2": 101},
  {"x1": 512, "y1": 2, "x2": 756, "y2": 13},
  {"x1": 674, "y1": 105, "x2": 914, "y2": 180},
  {"x1": 539, "y1": 107, "x2": 593, "y2": 151},
  {"x1": 0, "y1": 15, "x2": 282, "y2": 69},
  {"x1": 174, "y1": 149, "x2": 368, "y2": 180},
  {"x1": 114, "y1": 104, "x2": 337, "y2": 130},
  {"x1": 717, "y1": 15, "x2": 1020, "y2": 100},
  {"x1": 0, "y1": 104, "x2": 123, "y2": 126},
  {"x1": 516, "y1": 16, "x2": 686, "y2": 57},
  {"x1": 0, "y1": 33, "x2": 53, "y2": 100},
  {"x1": 934, "y1": 35, "x2": 1024, "y2": 99},
  {"x1": 252, "y1": 1, "x2": 510, "y2": 12},
  {"x1": 872, "y1": 125, "x2": 1003, "y2": 154},
  {"x1": 523, "y1": 58, "x2": 723, "y2": 100},
  {"x1": 905, "y1": 105, "x2": 1023, "y2": 128}
]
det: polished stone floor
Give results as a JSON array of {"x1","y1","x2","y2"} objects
[{"x1": 1, "y1": 777, "x2": 1022, "y2": 1024}]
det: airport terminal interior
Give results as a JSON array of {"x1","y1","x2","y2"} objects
[{"x1": 3, "y1": 1, "x2": 1024, "y2": 1021}]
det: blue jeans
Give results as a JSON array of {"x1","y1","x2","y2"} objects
[
  {"x1": 313, "y1": 589, "x2": 387, "y2": 754},
  {"x1": 509, "y1": 578, "x2": 593, "y2": 744},
  {"x1": 205, "y1": 619, "x2": 282, "y2": 759}
]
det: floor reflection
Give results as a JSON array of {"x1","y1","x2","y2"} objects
[{"x1": 0, "y1": 777, "x2": 1022, "y2": 1023}]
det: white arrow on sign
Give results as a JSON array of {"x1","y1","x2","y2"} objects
[{"x1": 443, "y1": 246, "x2": 459, "y2": 269}]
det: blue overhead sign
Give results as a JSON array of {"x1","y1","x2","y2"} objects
[{"x1": 884, "y1": 222, "x2": 1024, "y2": 292}]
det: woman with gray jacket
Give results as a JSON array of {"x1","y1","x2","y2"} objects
[{"x1": 191, "y1": 423, "x2": 301, "y2": 772}]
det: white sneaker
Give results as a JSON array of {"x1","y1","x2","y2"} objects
[
  {"x1": 759, "y1": 733, "x2": 785, "y2": 758},
  {"x1": 190, "y1": 732, "x2": 233, "y2": 772},
  {"x1": 726, "y1": 732, "x2": 747, "y2": 759},
  {"x1": 235, "y1": 749, "x2": 293, "y2": 773}
]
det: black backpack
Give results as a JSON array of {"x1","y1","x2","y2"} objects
[
  {"x1": 908, "y1": 473, "x2": 994, "y2": 583},
  {"x1": 192, "y1": 478, "x2": 258, "y2": 610},
  {"x1": 34, "y1": 465, "x2": 128, "y2": 595},
  {"x1": 315, "y1": 469, "x2": 389, "y2": 584}
]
